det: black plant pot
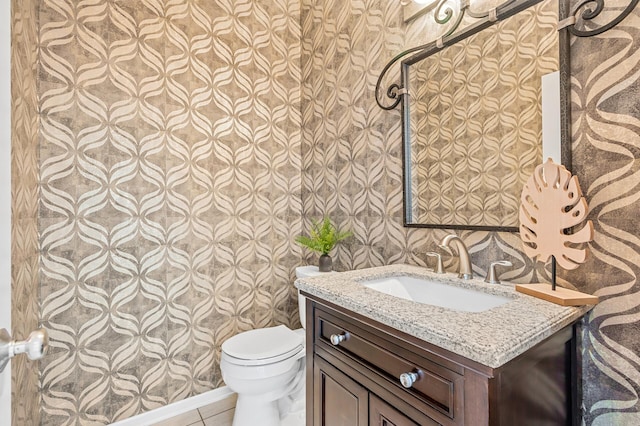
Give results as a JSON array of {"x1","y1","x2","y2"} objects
[{"x1": 318, "y1": 254, "x2": 332, "y2": 272}]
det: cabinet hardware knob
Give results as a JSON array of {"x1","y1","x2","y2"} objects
[
  {"x1": 330, "y1": 333, "x2": 347, "y2": 345},
  {"x1": 399, "y1": 371, "x2": 420, "y2": 388}
]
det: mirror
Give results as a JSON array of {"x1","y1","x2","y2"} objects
[{"x1": 399, "y1": 0, "x2": 570, "y2": 231}]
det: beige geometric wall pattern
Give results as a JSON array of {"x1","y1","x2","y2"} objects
[
  {"x1": 409, "y1": 0, "x2": 557, "y2": 227},
  {"x1": 567, "y1": 5, "x2": 640, "y2": 424},
  {"x1": 7, "y1": 0, "x2": 640, "y2": 424},
  {"x1": 35, "y1": 0, "x2": 302, "y2": 424},
  {"x1": 301, "y1": 0, "x2": 640, "y2": 424},
  {"x1": 11, "y1": 0, "x2": 41, "y2": 423}
]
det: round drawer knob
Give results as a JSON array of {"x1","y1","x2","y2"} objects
[
  {"x1": 399, "y1": 371, "x2": 420, "y2": 388},
  {"x1": 330, "y1": 333, "x2": 347, "y2": 345}
]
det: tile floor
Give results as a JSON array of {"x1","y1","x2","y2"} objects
[{"x1": 152, "y1": 393, "x2": 237, "y2": 426}]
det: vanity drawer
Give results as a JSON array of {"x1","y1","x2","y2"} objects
[{"x1": 314, "y1": 307, "x2": 463, "y2": 422}]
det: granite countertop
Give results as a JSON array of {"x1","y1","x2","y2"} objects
[{"x1": 295, "y1": 264, "x2": 593, "y2": 368}]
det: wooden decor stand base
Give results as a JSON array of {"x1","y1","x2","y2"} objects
[{"x1": 516, "y1": 283, "x2": 599, "y2": 306}]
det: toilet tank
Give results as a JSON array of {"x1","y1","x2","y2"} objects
[{"x1": 295, "y1": 266, "x2": 336, "y2": 329}]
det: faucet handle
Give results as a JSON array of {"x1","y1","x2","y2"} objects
[
  {"x1": 485, "y1": 260, "x2": 513, "y2": 284},
  {"x1": 426, "y1": 252, "x2": 445, "y2": 274}
]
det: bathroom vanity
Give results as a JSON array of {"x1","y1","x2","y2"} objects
[{"x1": 296, "y1": 265, "x2": 592, "y2": 426}]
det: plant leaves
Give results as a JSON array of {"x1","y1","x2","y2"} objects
[{"x1": 295, "y1": 217, "x2": 352, "y2": 255}]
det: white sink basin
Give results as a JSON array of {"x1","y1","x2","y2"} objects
[{"x1": 362, "y1": 276, "x2": 510, "y2": 313}]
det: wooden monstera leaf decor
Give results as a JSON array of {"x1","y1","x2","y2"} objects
[
  {"x1": 519, "y1": 159, "x2": 593, "y2": 268},
  {"x1": 516, "y1": 159, "x2": 599, "y2": 306}
]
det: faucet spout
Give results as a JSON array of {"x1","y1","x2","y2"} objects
[{"x1": 440, "y1": 235, "x2": 473, "y2": 280}]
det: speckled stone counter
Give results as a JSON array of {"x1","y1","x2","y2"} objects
[{"x1": 295, "y1": 264, "x2": 593, "y2": 368}]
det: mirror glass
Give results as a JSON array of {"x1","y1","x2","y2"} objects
[{"x1": 403, "y1": 0, "x2": 560, "y2": 231}]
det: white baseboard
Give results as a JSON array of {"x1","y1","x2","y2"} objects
[{"x1": 110, "y1": 386, "x2": 234, "y2": 426}]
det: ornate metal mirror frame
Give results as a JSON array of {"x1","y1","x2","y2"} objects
[{"x1": 376, "y1": 0, "x2": 639, "y2": 232}]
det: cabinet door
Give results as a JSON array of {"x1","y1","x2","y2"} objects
[
  {"x1": 314, "y1": 356, "x2": 368, "y2": 426},
  {"x1": 370, "y1": 393, "x2": 440, "y2": 426}
]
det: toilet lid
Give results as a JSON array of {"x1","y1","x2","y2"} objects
[{"x1": 222, "y1": 325, "x2": 304, "y2": 364}]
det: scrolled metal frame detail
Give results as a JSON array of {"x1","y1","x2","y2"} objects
[
  {"x1": 568, "y1": 0, "x2": 639, "y2": 37},
  {"x1": 375, "y1": 45, "x2": 431, "y2": 110},
  {"x1": 376, "y1": 0, "x2": 638, "y2": 230},
  {"x1": 376, "y1": 0, "x2": 638, "y2": 110},
  {"x1": 386, "y1": 0, "x2": 563, "y2": 231},
  {"x1": 375, "y1": 0, "x2": 529, "y2": 110}
]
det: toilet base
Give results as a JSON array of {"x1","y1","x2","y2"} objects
[
  {"x1": 230, "y1": 365, "x2": 305, "y2": 426},
  {"x1": 231, "y1": 393, "x2": 305, "y2": 426},
  {"x1": 232, "y1": 395, "x2": 280, "y2": 426},
  {"x1": 280, "y1": 395, "x2": 305, "y2": 426}
]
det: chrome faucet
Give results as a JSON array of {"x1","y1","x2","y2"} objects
[{"x1": 439, "y1": 234, "x2": 473, "y2": 280}]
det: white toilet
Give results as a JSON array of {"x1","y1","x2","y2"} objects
[{"x1": 220, "y1": 266, "x2": 334, "y2": 426}]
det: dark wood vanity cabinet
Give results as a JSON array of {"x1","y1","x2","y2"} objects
[
  {"x1": 313, "y1": 356, "x2": 368, "y2": 426},
  {"x1": 314, "y1": 355, "x2": 425, "y2": 426},
  {"x1": 305, "y1": 296, "x2": 581, "y2": 426},
  {"x1": 370, "y1": 394, "x2": 424, "y2": 426}
]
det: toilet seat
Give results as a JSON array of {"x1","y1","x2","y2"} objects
[{"x1": 222, "y1": 325, "x2": 304, "y2": 366}]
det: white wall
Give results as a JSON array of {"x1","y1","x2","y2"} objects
[{"x1": 0, "y1": 0, "x2": 12, "y2": 421}]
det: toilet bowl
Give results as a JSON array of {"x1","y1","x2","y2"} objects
[
  {"x1": 220, "y1": 325, "x2": 305, "y2": 426},
  {"x1": 221, "y1": 266, "x2": 335, "y2": 426}
]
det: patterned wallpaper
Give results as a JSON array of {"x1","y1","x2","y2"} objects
[
  {"x1": 8, "y1": 0, "x2": 640, "y2": 424},
  {"x1": 409, "y1": 0, "x2": 557, "y2": 227},
  {"x1": 33, "y1": 0, "x2": 302, "y2": 424},
  {"x1": 301, "y1": 0, "x2": 640, "y2": 425},
  {"x1": 569, "y1": 6, "x2": 640, "y2": 424},
  {"x1": 11, "y1": 0, "x2": 41, "y2": 423}
]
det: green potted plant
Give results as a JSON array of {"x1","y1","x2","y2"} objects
[{"x1": 296, "y1": 217, "x2": 352, "y2": 272}]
